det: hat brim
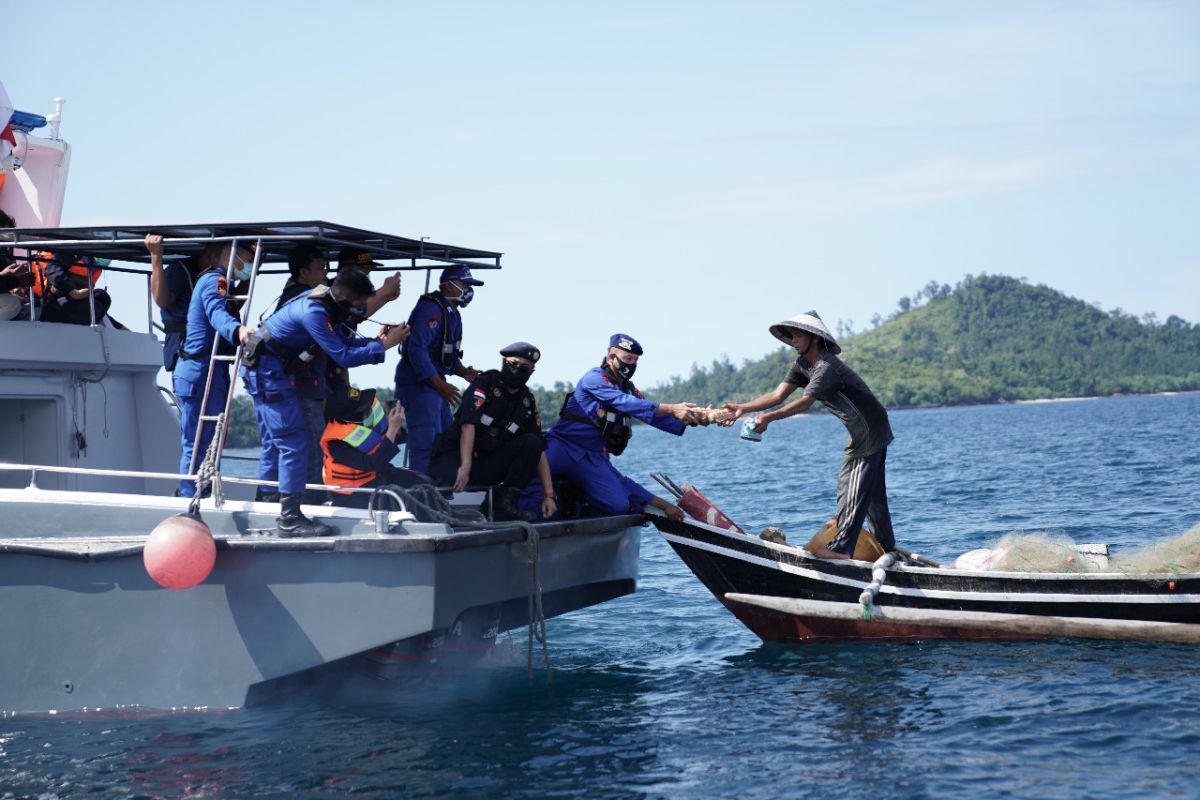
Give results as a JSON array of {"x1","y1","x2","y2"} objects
[
  {"x1": 461, "y1": 277, "x2": 484, "y2": 286},
  {"x1": 769, "y1": 321, "x2": 841, "y2": 354}
]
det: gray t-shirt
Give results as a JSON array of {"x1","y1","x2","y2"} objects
[{"x1": 785, "y1": 350, "x2": 893, "y2": 458}]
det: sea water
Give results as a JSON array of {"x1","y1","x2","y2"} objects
[{"x1": 2, "y1": 393, "x2": 1198, "y2": 798}]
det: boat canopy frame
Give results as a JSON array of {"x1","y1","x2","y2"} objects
[
  {"x1": 0, "y1": 220, "x2": 503, "y2": 274},
  {"x1": 0, "y1": 220, "x2": 503, "y2": 506}
]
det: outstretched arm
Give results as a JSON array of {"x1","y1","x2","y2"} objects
[
  {"x1": 753, "y1": 393, "x2": 817, "y2": 433},
  {"x1": 724, "y1": 382, "x2": 799, "y2": 420}
]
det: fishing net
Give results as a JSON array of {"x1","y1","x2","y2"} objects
[
  {"x1": 985, "y1": 532, "x2": 1092, "y2": 573},
  {"x1": 1111, "y1": 524, "x2": 1200, "y2": 576},
  {"x1": 959, "y1": 524, "x2": 1200, "y2": 577}
]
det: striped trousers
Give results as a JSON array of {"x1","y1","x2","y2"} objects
[{"x1": 829, "y1": 447, "x2": 895, "y2": 554}]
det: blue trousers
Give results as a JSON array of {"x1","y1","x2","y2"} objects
[
  {"x1": 395, "y1": 381, "x2": 453, "y2": 475},
  {"x1": 174, "y1": 371, "x2": 229, "y2": 498},
  {"x1": 523, "y1": 437, "x2": 654, "y2": 517},
  {"x1": 250, "y1": 388, "x2": 309, "y2": 496}
]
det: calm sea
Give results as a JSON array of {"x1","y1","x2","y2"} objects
[{"x1": 3, "y1": 393, "x2": 1198, "y2": 799}]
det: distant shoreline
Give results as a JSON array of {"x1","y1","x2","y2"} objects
[{"x1": 889, "y1": 388, "x2": 1200, "y2": 413}]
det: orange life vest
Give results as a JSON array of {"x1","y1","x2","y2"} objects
[
  {"x1": 320, "y1": 399, "x2": 388, "y2": 494},
  {"x1": 30, "y1": 252, "x2": 103, "y2": 298}
]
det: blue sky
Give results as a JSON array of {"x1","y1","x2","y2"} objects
[{"x1": 6, "y1": 0, "x2": 1198, "y2": 390}]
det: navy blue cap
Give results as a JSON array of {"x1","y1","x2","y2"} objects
[
  {"x1": 439, "y1": 266, "x2": 485, "y2": 286},
  {"x1": 500, "y1": 341, "x2": 541, "y2": 363},
  {"x1": 609, "y1": 333, "x2": 643, "y2": 355}
]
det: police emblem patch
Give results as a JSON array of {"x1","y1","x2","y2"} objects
[
  {"x1": 492, "y1": 388, "x2": 502, "y2": 397},
  {"x1": 215, "y1": 276, "x2": 228, "y2": 297},
  {"x1": 522, "y1": 397, "x2": 530, "y2": 407}
]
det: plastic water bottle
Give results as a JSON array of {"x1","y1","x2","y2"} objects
[{"x1": 740, "y1": 417, "x2": 763, "y2": 443}]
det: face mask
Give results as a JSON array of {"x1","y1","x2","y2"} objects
[
  {"x1": 232, "y1": 258, "x2": 253, "y2": 281},
  {"x1": 500, "y1": 361, "x2": 532, "y2": 388},
  {"x1": 458, "y1": 286, "x2": 475, "y2": 308},
  {"x1": 610, "y1": 355, "x2": 636, "y2": 380},
  {"x1": 348, "y1": 303, "x2": 368, "y2": 324}
]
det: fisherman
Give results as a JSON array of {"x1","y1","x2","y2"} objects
[
  {"x1": 527, "y1": 334, "x2": 702, "y2": 521},
  {"x1": 429, "y1": 342, "x2": 557, "y2": 521},
  {"x1": 144, "y1": 233, "x2": 206, "y2": 372},
  {"x1": 173, "y1": 242, "x2": 255, "y2": 498},
  {"x1": 724, "y1": 311, "x2": 895, "y2": 559},
  {"x1": 320, "y1": 386, "x2": 428, "y2": 507},
  {"x1": 242, "y1": 268, "x2": 410, "y2": 536},
  {"x1": 393, "y1": 266, "x2": 483, "y2": 475}
]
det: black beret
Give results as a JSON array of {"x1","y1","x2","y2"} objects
[{"x1": 500, "y1": 341, "x2": 540, "y2": 363}]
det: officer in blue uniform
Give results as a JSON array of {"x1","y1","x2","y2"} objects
[
  {"x1": 173, "y1": 243, "x2": 254, "y2": 498},
  {"x1": 144, "y1": 234, "x2": 202, "y2": 372},
  {"x1": 393, "y1": 266, "x2": 483, "y2": 475},
  {"x1": 526, "y1": 334, "x2": 700, "y2": 520},
  {"x1": 243, "y1": 268, "x2": 410, "y2": 537}
]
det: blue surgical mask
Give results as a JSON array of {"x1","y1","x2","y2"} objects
[{"x1": 458, "y1": 286, "x2": 475, "y2": 307}]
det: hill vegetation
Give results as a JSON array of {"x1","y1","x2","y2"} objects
[
  {"x1": 226, "y1": 274, "x2": 1200, "y2": 447},
  {"x1": 652, "y1": 274, "x2": 1200, "y2": 408}
]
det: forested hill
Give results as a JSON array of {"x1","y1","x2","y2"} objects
[
  {"x1": 651, "y1": 274, "x2": 1200, "y2": 408},
  {"x1": 226, "y1": 275, "x2": 1199, "y2": 446}
]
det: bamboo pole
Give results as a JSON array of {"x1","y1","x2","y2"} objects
[{"x1": 725, "y1": 593, "x2": 1200, "y2": 644}]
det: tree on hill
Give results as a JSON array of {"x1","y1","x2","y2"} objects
[{"x1": 651, "y1": 274, "x2": 1200, "y2": 408}]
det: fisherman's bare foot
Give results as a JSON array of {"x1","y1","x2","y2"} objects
[{"x1": 809, "y1": 546, "x2": 852, "y2": 560}]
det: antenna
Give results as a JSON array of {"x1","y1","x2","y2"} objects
[{"x1": 47, "y1": 97, "x2": 65, "y2": 141}]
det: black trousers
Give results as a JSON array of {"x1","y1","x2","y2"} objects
[
  {"x1": 429, "y1": 432, "x2": 544, "y2": 491},
  {"x1": 39, "y1": 290, "x2": 112, "y2": 325},
  {"x1": 829, "y1": 446, "x2": 896, "y2": 554}
]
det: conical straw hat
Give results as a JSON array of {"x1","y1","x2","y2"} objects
[{"x1": 769, "y1": 310, "x2": 840, "y2": 354}]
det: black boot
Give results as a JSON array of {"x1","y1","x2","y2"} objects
[
  {"x1": 255, "y1": 485, "x2": 281, "y2": 504},
  {"x1": 494, "y1": 487, "x2": 536, "y2": 523},
  {"x1": 276, "y1": 493, "x2": 336, "y2": 538}
]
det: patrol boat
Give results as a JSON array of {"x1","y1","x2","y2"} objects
[{"x1": 0, "y1": 99, "x2": 642, "y2": 714}]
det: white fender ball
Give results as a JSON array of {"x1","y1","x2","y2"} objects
[{"x1": 144, "y1": 514, "x2": 216, "y2": 589}]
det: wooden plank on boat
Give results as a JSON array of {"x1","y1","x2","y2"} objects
[{"x1": 724, "y1": 593, "x2": 1200, "y2": 644}]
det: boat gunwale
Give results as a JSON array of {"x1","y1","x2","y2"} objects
[{"x1": 652, "y1": 514, "x2": 1200, "y2": 583}]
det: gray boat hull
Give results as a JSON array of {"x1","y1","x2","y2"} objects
[{"x1": 0, "y1": 492, "x2": 641, "y2": 713}]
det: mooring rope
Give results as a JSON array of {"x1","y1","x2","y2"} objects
[
  {"x1": 370, "y1": 485, "x2": 553, "y2": 683},
  {"x1": 858, "y1": 552, "x2": 898, "y2": 621},
  {"x1": 188, "y1": 412, "x2": 226, "y2": 516}
]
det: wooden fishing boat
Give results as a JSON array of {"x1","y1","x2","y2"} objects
[{"x1": 647, "y1": 476, "x2": 1200, "y2": 644}]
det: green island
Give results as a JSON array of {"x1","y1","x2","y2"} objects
[{"x1": 226, "y1": 274, "x2": 1200, "y2": 447}]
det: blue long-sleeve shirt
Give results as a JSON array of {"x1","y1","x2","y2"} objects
[
  {"x1": 174, "y1": 270, "x2": 243, "y2": 392},
  {"x1": 244, "y1": 292, "x2": 385, "y2": 392},
  {"x1": 547, "y1": 366, "x2": 686, "y2": 456},
  {"x1": 394, "y1": 292, "x2": 462, "y2": 385}
]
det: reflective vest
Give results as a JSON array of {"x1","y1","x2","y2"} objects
[
  {"x1": 31, "y1": 252, "x2": 103, "y2": 298},
  {"x1": 320, "y1": 398, "x2": 388, "y2": 493}
]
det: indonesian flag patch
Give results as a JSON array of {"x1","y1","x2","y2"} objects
[{"x1": 473, "y1": 388, "x2": 487, "y2": 410}]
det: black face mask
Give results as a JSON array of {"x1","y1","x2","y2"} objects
[
  {"x1": 609, "y1": 356, "x2": 636, "y2": 380},
  {"x1": 500, "y1": 361, "x2": 532, "y2": 388}
]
